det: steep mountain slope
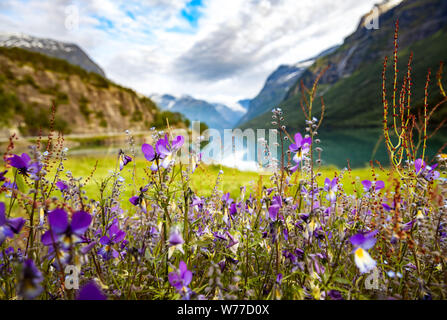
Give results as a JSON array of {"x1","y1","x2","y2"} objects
[
  {"x1": 237, "y1": 45, "x2": 339, "y2": 127},
  {"x1": 0, "y1": 33, "x2": 105, "y2": 77},
  {"x1": 240, "y1": 0, "x2": 447, "y2": 134},
  {"x1": 151, "y1": 94, "x2": 245, "y2": 130},
  {"x1": 237, "y1": 99, "x2": 251, "y2": 111},
  {"x1": 236, "y1": 63, "x2": 309, "y2": 126},
  {"x1": 0, "y1": 46, "x2": 187, "y2": 136}
]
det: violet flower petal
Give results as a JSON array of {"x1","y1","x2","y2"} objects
[
  {"x1": 48, "y1": 208, "x2": 68, "y2": 234},
  {"x1": 77, "y1": 281, "x2": 107, "y2": 300},
  {"x1": 71, "y1": 211, "x2": 92, "y2": 235},
  {"x1": 142, "y1": 144, "x2": 156, "y2": 161}
]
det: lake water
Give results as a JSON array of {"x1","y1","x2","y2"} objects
[
  {"x1": 4, "y1": 128, "x2": 444, "y2": 171},
  {"x1": 202, "y1": 127, "x2": 446, "y2": 170}
]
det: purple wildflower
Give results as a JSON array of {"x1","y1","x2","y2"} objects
[
  {"x1": 288, "y1": 133, "x2": 311, "y2": 172},
  {"x1": 142, "y1": 143, "x2": 156, "y2": 161},
  {"x1": 361, "y1": 180, "x2": 385, "y2": 192},
  {"x1": 119, "y1": 151, "x2": 132, "y2": 171},
  {"x1": 129, "y1": 195, "x2": 139, "y2": 206},
  {"x1": 414, "y1": 158, "x2": 425, "y2": 175},
  {"x1": 129, "y1": 191, "x2": 147, "y2": 213},
  {"x1": 276, "y1": 273, "x2": 283, "y2": 285},
  {"x1": 221, "y1": 192, "x2": 233, "y2": 205},
  {"x1": 424, "y1": 164, "x2": 440, "y2": 181},
  {"x1": 218, "y1": 260, "x2": 226, "y2": 272},
  {"x1": 439, "y1": 223, "x2": 447, "y2": 240},
  {"x1": 156, "y1": 134, "x2": 185, "y2": 169},
  {"x1": 168, "y1": 260, "x2": 193, "y2": 296},
  {"x1": 328, "y1": 290, "x2": 343, "y2": 300},
  {"x1": 7, "y1": 153, "x2": 42, "y2": 180},
  {"x1": 77, "y1": 281, "x2": 107, "y2": 300},
  {"x1": 268, "y1": 204, "x2": 280, "y2": 221},
  {"x1": 169, "y1": 230, "x2": 184, "y2": 246},
  {"x1": 402, "y1": 219, "x2": 416, "y2": 231},
  {"x1": 324, "y1": 177, "x2": 338, "y2": 203},
  {"x1": 191, "y1": 196, "x2": 204, "y2": 210},
  {"x1": 98, "y1": 218, "x2": 126, "y2": 260},
  {"x1": 7, "y1": 153, "x2": 31, "y2": 176},
  {"x1": 56, "y1": 180, "x2": 69, "y2": 192},
  {"x1": 229, "y1": 203, "x2": 238, "y2": 216},
  {"x1": 41, "y1": 208, "x2": 92, "y2": 250},
  {"x1": 80, "y1": 240, "x2": 97, "y2": 254},
  {"x1": 415, "y1": 158, "x2": 440, "y2": 181},
  {"x1": 382, "y1": 202, "x2": 394, "y2": 212},
  {"x1": 142, "y1": 143, "x2": 159, "y2": 172},
  {"x1": 18, "y1": 259, "x2": 43, "y2": 299},
  {"x1": 2, "y1": 180, "x2": 17, "y2": 190},
  {"x1": 289, "y1": 133, "x2": 311, "y2": 162},
  {"x1": 268, "y1": 196, "x2": 283, "y2": 221},
  {"x1": 350, "y1": 230, "x2": 378, "y2": 273},
  {"x1": 0, "y1": 202, "x2": 25, "y2": 245},
  {"x1": 225, "y1": 231, "x2": 239, "y2": 249},
  {"x1": 168, "y1": 228, "x2": 184, "y2": 257},
  {"x1": 142, "y1": 135, "x2": 184, "y2": 170}
]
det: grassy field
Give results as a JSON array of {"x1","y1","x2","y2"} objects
[
  {"x1": 45, "y1": 155, "x2": 386, "y2": 212},
  {"x1": 60, "y1": 155, "x2": 268, "y2": 207},
  {"x1": 0, "y1": 151, "x2": 389, "y2": 218}
]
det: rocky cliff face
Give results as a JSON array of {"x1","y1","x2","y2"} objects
[
  {"x1": 238, "y1": 0, "x2": 447, "y2": 132},
  {"x1": 237, "y1": 44, "x2": 340, "y2": 126},
  {"x1": 0, "y1": 46, "x2": 164, "y2": 137},
  {"x1": 0, "y1": 33, "x2": 105, "y2": 77},
  {"x1": 286, "y1": 0, "x2": 447, "y2": 95},
  {"x1": 236, "y1": 62, "x2": 310, "y2": 126}
]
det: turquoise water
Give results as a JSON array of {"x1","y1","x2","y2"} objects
[
  {"x1": 312, "y1": 128, "x2": 446, "y2": 168},
  {"x1": 3, "y1": 127, "x2": 444, "y2": 170}
]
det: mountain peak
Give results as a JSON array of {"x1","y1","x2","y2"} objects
[
  {"x1": 150, "y1": 93, "x2": 246, "y2": 130},
  {"x1": 0, "y1": 32, "x2": 105, "y2": 77},
  {"x1": 358, "y1": 0, "x2": 404, "y2": 29}
]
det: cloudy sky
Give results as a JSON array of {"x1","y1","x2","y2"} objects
[{"x1": 0, "y1": 0, "x2": 380, "y2": 107}]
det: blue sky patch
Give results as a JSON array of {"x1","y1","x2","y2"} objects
[
  {"x1": 92, "y1": 15, "x2": 115, "y2": 31},
  {"x1": 125, "y1": 10, "x2": 136, "y2": 20},
  {"x1": 166, "y1": 26, "x2": 196, "y2": 35},
  {"x1": 180, "y1": 0, "x2": 204, "y2": 28}
]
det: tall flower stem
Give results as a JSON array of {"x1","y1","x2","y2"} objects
[
  {"x1": 155, "y1": 157, "x2": 169, "y2": 278},
  {"x1": 180, "y1": 162, "x2": 189, "y2": 253},
  {"x1": 25, "y1": 179, "x2": 39, "y2": 257},
  {"x1": 7, "y1": 169, "x2": 18, "y2": 219},
  {"x1": 258, "y1": 245, "x2": 275, "y2": 299},
  {"x1": 275, "y1": 230, "x2": 280, "y2": 280}
]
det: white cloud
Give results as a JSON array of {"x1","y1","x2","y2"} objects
[{"x1": 0, "y1": 0, "x2": 380, "y2": 104}]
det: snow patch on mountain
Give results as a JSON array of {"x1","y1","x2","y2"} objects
[{"x1": 0, "y1": 32, "x2": 105, "y2": 77}]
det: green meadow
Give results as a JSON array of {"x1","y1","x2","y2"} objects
[{"x1": 47, "y1": 155, "x2": 384, "y2": 212}]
